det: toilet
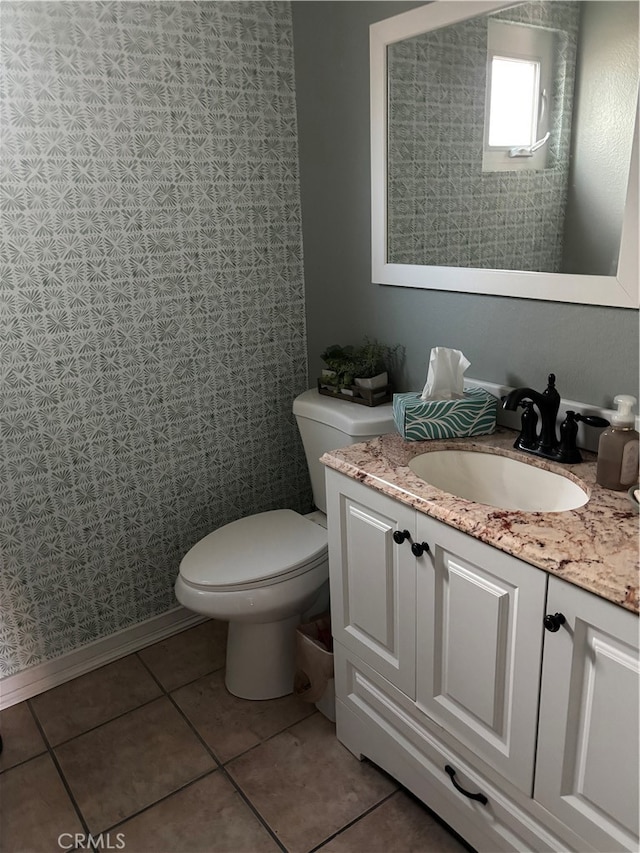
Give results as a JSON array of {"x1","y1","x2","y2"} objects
[{"x1": 174, "y1": 387, "x2": 395, "y2": 700}]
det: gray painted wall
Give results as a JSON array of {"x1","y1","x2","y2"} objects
[{"x1": 292, "y1": 1, "x2": 639, "y2": 408}]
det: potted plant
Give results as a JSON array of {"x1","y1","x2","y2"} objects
[
  {"x1": 319, "y1": 344, "x2": 358, "y2": 393},
  {"x1": 320, "y1": 339, "x2": 399, "y2": 396},
  {"x1": 352, "y1": 339, "x2": 398, "y2": 390}
]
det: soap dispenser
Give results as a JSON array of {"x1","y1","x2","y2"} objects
[{"x1": 596, "y1": 395, "x2": 639, "y2": 490}]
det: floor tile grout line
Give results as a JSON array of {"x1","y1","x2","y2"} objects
[
  {"x1": 22, "y1": 648, "x2": 224, "y2": 842},
  {"x1": 134, "y1": 650, "x2": 170, "y2": 693},
  {"x1": 142, "y1": 648, "x2": 345, "y2": 853},
  {"x1": 215, "y1": 705, "x2": 318, "y2": 768},
  {"x1": 165, "y1": 693, "x2": 224, "y2": 767},
  {"x1": 0, "y1": 747, "x2": 49, "y2": 776},
  {"x1": 137, "y1": 649, "x2": 317, "y2": 769},
  {"x1": 6, "y1": 677, "x2": 468, "y2": 853},
  {"x1": 0, "y1": 640, "x2": 220, "y2": 770},
  {"x1": 156, "y1": 677, "x2": 290, "y2": 853},
  {"x1": 135, "y1": 654, "x2": 227, "y2": 775},
  {"x1": 97, "y1": 766, "x2": 220, "y2": 834},
  {"x1": 18, "y1": 650, "x2": 225, "y2": 753},
  {"x1": 17, "y1": 648, "x2": 296, "y2": 849},
  {"x1": 134, "y1": 649, "x2": 226, "y2": 698},
  {"x1": 159, "y1": 675, "x2": 331, "y2": 853},
  {"x1": 97, "y1": 747, "x2": 289, "y2": 853},
  {"x1": 216, "y1": 764, "x2": 289, "y2": 853},
  {"x1": 29, "y1": 693, "x2": 165, "y2": 751},
  {"x1": 25, "y1": 698, "x2": 92, "y2": 838},
  {"x1": 11, "y1": 640, "x2": 369, "y2": 853},
  {"x1": 135, "y1": 654, "x2": 225, "y2": 769},
  {"x1": 164, "y1": 692, "x2": 289, "y2": 853},
  {"x1": 34, "y1": 661, "x2": 227, "y2": 844},
  {"x1": 19, "y1": 692, "x2": 316, "y2": 775},
  {"x1": 305, "y1": 788, "x2": 399, "y2": 853}
]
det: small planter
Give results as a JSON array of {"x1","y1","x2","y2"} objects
[
  {"x1": 316, "y1": 378, "x2": 393, "y2": 407},
  {"x1": 319, "y1": 369, "x2": 337, "y2": 390},
  {"x1": 354, "y1": 372, "x2": 388, "y2": 391},
  {"x1": 318, "y1": 340, "x2": 399, "y2": 406}
]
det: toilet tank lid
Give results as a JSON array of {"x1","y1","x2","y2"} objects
[
  {"x1": 293, "y1": 388, "x2": 395, "y2": 436},
  {"x1": 179, "y1": 509, "x2": 328, "y2": 587}
]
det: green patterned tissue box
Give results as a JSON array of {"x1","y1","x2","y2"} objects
[{"x1": 393, "y1": 386, "x2": 498, "y2": 441}]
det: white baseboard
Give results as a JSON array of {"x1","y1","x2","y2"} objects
[
  {"x1": 465, "y1": 377, "x2": 638, "y2": 454},
  {"x1": 0, "y1": 607, "x2": 206, "y2": 710}
]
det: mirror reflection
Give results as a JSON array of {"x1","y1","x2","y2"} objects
[{"x1": 386, "y1": 1, "x2": 639, "y2": 276}]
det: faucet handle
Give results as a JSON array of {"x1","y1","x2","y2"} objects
[
  {"x1": 556, "y1": 411, "x2": 610, "y2": 463},
  {"x1": 557, "y1": 411, "x2": 581, "y2": 462},
  {"x1": 518, "y1": 400, "x2": 538, "y2": 448},
  {"x1": 573, "y1": 414, "x2": 609, "y2": 428}
]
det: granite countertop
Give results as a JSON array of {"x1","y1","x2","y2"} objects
[{"x1": 321, "y1": 428, "x2": 639, "y2": 614}]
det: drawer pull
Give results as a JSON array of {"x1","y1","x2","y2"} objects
[
  {"x1": 411, "y1": 541, "x2": 430, "y2": 557},
  {"x1": 444, "y1": 765, "x2": 488, "y2": 806},
  {"x1": 392, "y1": 530, "x2": 430, "y2": 557},
  {"x1": 543, "y1": 612, "x2": 566, "y2": 632},
  {"x1": 393, "y1": 529, "x2": 411, "y2": 545}
]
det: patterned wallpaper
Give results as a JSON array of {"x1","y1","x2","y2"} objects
[
  {"x1": 387, "y1": 1, "x2": 580, "y2": 272},
  {"x1": 0, "y1": 2, "x2": 311, "y2": 678}
]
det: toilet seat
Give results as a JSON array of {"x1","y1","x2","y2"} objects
[{"x1": 179, "y1": 509, "x2": 328, "y2": 592}]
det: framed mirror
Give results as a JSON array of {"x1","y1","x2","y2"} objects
[{"x1": 371, "y1": 1, "x2": 639, "y2": 307}]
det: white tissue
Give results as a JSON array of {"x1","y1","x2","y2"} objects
[{"x1": 420, "y1": 347, "x2": 470, "y2": 401}]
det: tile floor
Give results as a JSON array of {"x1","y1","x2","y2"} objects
[{"x1": 0, "y1": 621, "x2": 470, "y2": 853}]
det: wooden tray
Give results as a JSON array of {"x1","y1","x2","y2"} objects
[{"x1": 316, "y1": 378, "x2": 393, "y2": 407}]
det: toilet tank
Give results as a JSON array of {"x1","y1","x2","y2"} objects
[{"x1": 293, "y1": 388, "x2": 396, "y2": 513}]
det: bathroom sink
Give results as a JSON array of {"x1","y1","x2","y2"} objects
[{"x1": 408, "y1": 450, "x2": 589, "y2": 512}]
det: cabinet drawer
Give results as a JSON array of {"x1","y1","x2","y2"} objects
[{"x1": 335, "y1": 644, "x2": 578, "y2": 853}]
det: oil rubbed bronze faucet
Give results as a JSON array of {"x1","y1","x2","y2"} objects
[
  {"x1": 502, "y1": 374, "x2": 608, "y2": 463},
  {"x1": 502, "y1": 373, "x2": 561, "y2": 457}
]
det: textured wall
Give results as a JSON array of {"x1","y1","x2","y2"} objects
[
  {"x1": 387, "y1": 2, "x2": 580, "y2": 272},
  {"x1": 0, "y1": 1, "x2": 310, "y2": 677}
]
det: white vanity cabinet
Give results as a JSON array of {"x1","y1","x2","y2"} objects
[{"x1": 326, "y1": 468, "x2": 640, "y2": 853}]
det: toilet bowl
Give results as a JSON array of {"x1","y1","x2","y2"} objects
[
  {"x1": 174, "y1": 388, "x2": 396, "y2": 701},
  {"x1": 175, "y1": 509, "x2": 329, "y2": 699}
]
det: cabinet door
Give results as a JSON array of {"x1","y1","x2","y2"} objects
[
  {"x1": 535, "y1": 577, "x2": 639, "y2": 852},
  {"x1": 326, "y1": 469, "x2": 416, "y2": 696},
  {"x1": 415, "y1": 513, "x2": 547, "y2": 795}
]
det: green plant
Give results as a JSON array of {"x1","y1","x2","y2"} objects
[
  {"x1": 320, "y1": 339, "x2": 399, "y2": 389},
  {"x1": 353, "y1": 339, "x2": 399, "y2": 378}
]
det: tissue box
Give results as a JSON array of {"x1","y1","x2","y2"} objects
[{"x1": 393, "y1": 386, "x2": 498, "y2": 441}]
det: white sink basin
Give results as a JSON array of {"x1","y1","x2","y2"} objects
[{"x1": 408, "y1": 450, "x2": 589, "y2": 512}]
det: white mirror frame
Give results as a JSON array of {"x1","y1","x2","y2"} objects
[{"x1": 371, "y1": 1, "x2": 639, "y2": 308}]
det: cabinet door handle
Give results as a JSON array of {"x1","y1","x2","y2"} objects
[
  {"x1": 543, "y1": 612, "x2": 566, "y2": 632},
  {"x1": 393, "y1": 529, "x2": 411, "y2": 545},
  {"x1": 411, "y1": 541, "x2": 430, "y2": 557},
  {"x1": 444, "y1": 765, "x2": 488, "y2": 806}
]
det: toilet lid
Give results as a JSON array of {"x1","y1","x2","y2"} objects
[{"x1": 179, "y1": 509, "x2": 328, "y2": 588}]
